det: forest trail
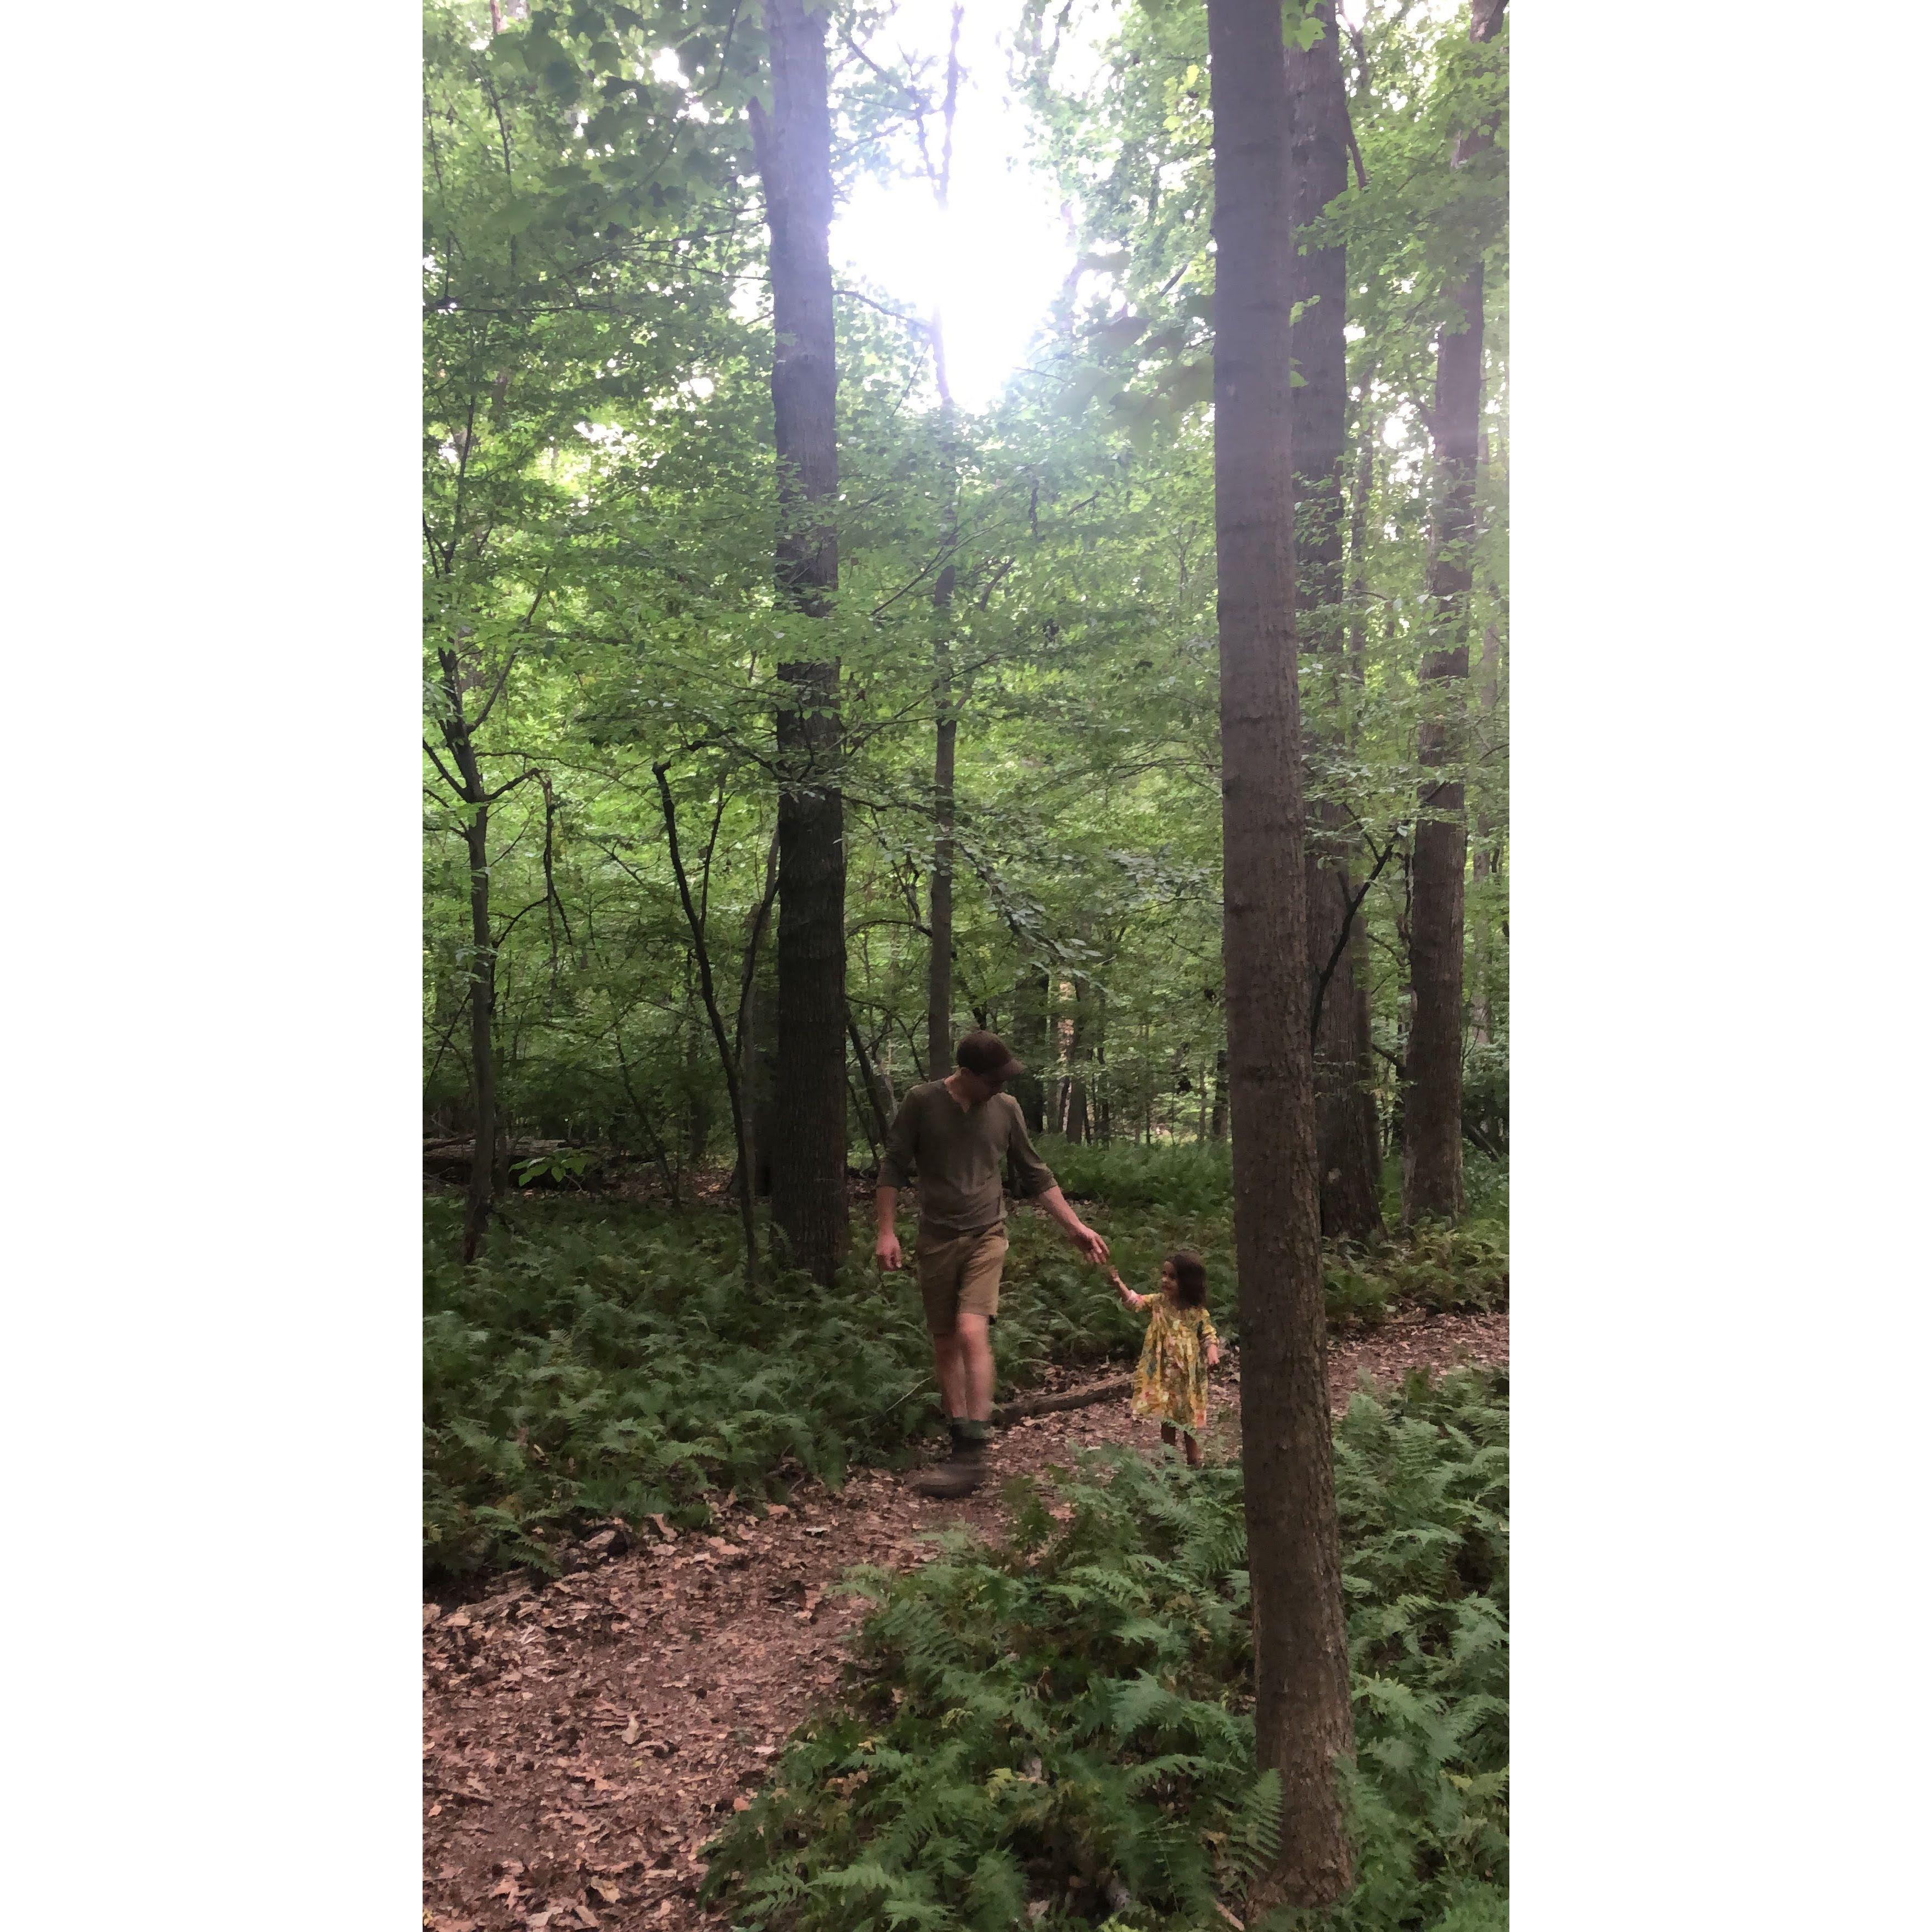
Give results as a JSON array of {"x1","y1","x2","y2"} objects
[{"x1": 423, "y1": 1310, "x2": 1508, "y2": 1932}]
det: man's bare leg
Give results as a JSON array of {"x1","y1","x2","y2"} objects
[
  {"x1": 915, "y1": 1314, "x2": 996, "y2": 1498},
  {"x1": 931, "y1": 1326, "x2": 966, "y2": 1419},
  {"x1": 954, "y1": 1312, "x2": 995, "y2": 1424}
]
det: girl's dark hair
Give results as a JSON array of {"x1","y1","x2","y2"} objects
[{"x1": 1168, "y1": 1250, "x2": 1209, "y2": 1308}]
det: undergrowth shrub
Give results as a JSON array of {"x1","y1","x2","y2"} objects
[
  {"x1": 704, "y1": 1369, "x2": 1508, "y2": 1932},
  {"x1": 426, "y1": 1150, "x2": 1508, "y2": 1583},
  {"x1": 426, "y1": 1197, "x2": 1162, "y2": 1585},
  {"x1": 1035, "y1": 1135, "x2": 1234, "y2": 1215}
]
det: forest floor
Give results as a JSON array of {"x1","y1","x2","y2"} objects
[{"x1": 423, "y1": 1307, "x2": 1508, "y2": 1932}]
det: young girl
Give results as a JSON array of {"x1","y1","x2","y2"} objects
[{"x1": 1111, "y1": 1250, "x2": 1221, "y2": 1468}]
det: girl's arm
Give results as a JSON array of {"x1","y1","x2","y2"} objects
[
  {"x1": 1202, "y1": 1314, "x2": 1221, "y2": 1367},
  {"x1": 1108, "y1": 1268, "x2": 1148, "y2": 1311}
]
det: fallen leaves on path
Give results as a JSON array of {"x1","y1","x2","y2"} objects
[{"x1": 423, "y1": 1310, "x2": 1508, "y2": 1930}]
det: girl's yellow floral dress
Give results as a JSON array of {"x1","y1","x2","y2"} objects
[{"x1": 1130, "y1": 1298, "x2": 1218, "y2": 1430}]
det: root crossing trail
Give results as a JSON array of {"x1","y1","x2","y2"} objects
[{"x1": 423, "y1": 1310, "x2": 1508, "y2": 1932}]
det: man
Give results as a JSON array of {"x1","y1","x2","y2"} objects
[{"x1": 875, "y1": 1029, "x2": 1110, "y2": 1497}]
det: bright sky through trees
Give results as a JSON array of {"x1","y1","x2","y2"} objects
[{"x1": 830, "y1": 0, "x2": 1099, "y2": 412}]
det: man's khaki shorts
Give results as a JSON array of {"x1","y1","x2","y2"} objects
[{"x1": 916, "y1": 1224, "x2": 1008, "y2": 1333}]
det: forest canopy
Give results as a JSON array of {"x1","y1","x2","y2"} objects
[{"x1": 423, "y1": 0, "x2": 1508, "y2": 1265}]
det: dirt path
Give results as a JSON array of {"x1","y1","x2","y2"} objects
[{"x1": 423, "y1": 1310, "x2": 1507, "y2": 1932}]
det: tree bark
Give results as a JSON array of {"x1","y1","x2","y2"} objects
[
  {"x1": 926, "y1": 634, "x2": 956, "y2": 1078},
  {"x1": 654, "y1": 765, "x2": 759, "y2": 1290},
  {"x1": 923, "y1": 14, "x2": 963, "y2": 1083},
  {"x1": 1403, "y1": 0, "x2": 1504, "y2": 1225},
  {"x1": 1011, "y1": 968, "x2": 1049, "y2": 1131},
  {"x1": 751, "y1": 0, "x2": 849, "y2": 1283},
  {"x1": 434, "y1": 649, "x2": 502, "y2": 1266},
  {"x1": 1206, "y1": 0, "x2": 1355, "y2": 1904},
  {"x1": 459, "y1": 793, "x2": 497, "y2": 1263},
  {"x1": 1470, "y1": 618, "x2": 1500, "y2": 1046},
  {"x1": 1289, "y1": 0, "x2": 1383, "y2": 1244}
]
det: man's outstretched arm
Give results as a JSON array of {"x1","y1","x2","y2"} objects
[
  {"x1": 1034, "y1": 1184, "x2": 1109, "y2": 1266},
  {"x1": 1007, "y1": 1108, "x2": 1109, "y2": 1266}
]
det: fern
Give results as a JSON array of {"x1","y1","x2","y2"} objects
[{"x1": 704, "y1": 1371, "x2": 1508, "y2": 1931}]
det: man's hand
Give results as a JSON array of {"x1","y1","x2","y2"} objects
[
  {"x1": 1072, "y1": 1222, "x2": 1110, "y2": 1267},
  {"x1": 874, "y1": 1185, "x2": 903, "y2": 1271}
]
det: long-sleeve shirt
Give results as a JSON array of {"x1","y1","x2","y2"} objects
[{"x1": 877, "y1": 1080, "x2": 1057, "y2": 1235}]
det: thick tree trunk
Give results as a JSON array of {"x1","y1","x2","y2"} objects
[
  {"x1": 751, "y1": 0, "x2": 849, "y2": 1283},
  {"x1": 1289, "y1": 0, "x2": 1382, "y2": 1244},
  {"x1": 1206, "y1": 0, "x2": 1355, "y2": 1905},
  {"x1": 1403, "y1": 0, "x2": 1504, "y2": 1225}
]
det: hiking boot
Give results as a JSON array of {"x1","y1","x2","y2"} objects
[{"x1": 912, "y1": 1445, "x2": 986, "y2": 1498}]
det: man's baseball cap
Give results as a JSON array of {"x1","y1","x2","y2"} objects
[{"x1": 956, "y1": 1029, "x2": 1025, "y2": 1085}]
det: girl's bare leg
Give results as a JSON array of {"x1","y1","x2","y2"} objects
[
  {"x1": 1160, "y1": 1423, "x2": 1177, "y2": 1451},
  {"x1": 1183, "y1": 1431, "x2": 1203, "y2": 1469}
]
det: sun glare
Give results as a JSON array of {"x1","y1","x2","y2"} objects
[{"x1": 830, "y1": 0, "x2": 1100, "y2": 414}]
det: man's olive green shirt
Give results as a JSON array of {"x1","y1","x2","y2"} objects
[{"x1": 878, "y1": 1081, "x2": 1057, "y2": 1235}]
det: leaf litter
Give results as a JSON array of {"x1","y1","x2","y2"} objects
[{"x1": 423, "y1": 1309, "x2": 1507, "y2": 1930}]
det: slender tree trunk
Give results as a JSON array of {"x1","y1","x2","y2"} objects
[
  {"x1": 1470, "y1": 619, "x2": 1500, "y2": 1044},
  {"x1": 923, "y1": 13, "x2": 963, "y2": 1082},
  {"x1": 1206, "y1": 0, "x2": 1354, "y2": 1902},
  {"x1": 1209, "y1": 1046, "x2": 1227, "y2": 1141},
  {"x1": 1011, "y1": 968, "x2": 1049, "y2": 1131},
  {"x1": 1064, "y1": 979, "x2": 1089, "y2": 1144},
  {"x1": 845, "y1": 1004, "x2": 894, "y2": 1150},
  {"x1": 751, "y1": 0, "x2": 849, "y2": 1283},
  {"x1": 460, "y1": 797, "x2": 497, "y2": 1263},
  {"x1": 1289, "y1": 0, "x2": 1382, "y2": 1244},
  {"x1": 1403, "y1": 0, "x2": 1505, "y2": 1224},
  {"x1": 733, "y1": 826, "x2": 781, "y2": 1200},
  {"x1": 926, "y1": 658, "x2": 956, "y2": 1077},
  {"x1": 654, "y1": 766, "x2": 759, "y2": 1290},
  {"x1": 434, "y1": 649, "x2": 502, "y2": 1266}
]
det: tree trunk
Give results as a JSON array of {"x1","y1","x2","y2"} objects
[
  {"x1": 926, "y1": 641, "x2": 956, "y2": 1078},
  {"x1": 1403, "y1": 0, "x2": 1504, "y2": 1224},
  {"x1": 654, "y1": 764, "x2": 760, "y2": 1290},
  {"x1": 923, "y1": 18, "x2": 963, "y2": 1084},
  {"x1": 1470, "y1": 619, "x2": 1500, "y2": 1046},
  {"x1": 1209, "y1": 1046, "x2": 1227, "y2": 1141},
  {"x1": 1206, "y1": 0, "x2": 1355, "y2": 1903},
  {"x1": 1289, "y1": 0, "x2": 1382, "y2": 1244},
  {"x1": 751, "y1": 0, "x2": 849, "y2": 1283},
  {"x1": 1012, "y1": 968, "x2": 1049, "y2": 1131},
  {"x1": 434, "y1": 648, "x2": 502, "y2": 1266},
  {"x1": 460, "y1": 796, "x2": 497, "y2": 1263}
]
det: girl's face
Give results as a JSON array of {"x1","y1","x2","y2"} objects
[{"x1": 1160, "y1": 1261, "x2": 1177, "y2": 1296}]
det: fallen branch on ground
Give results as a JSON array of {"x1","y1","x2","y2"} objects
[{"x1": 994, "y1": 1378, "x2": 1132, "y2": 1425}]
